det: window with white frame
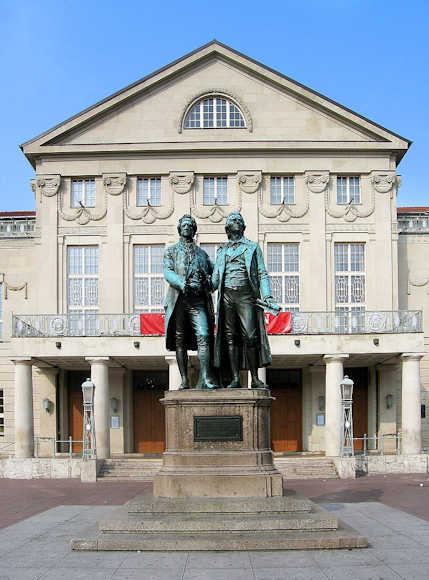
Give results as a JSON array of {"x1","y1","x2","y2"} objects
[
  {"x1": 137, "y1": 178, "x2": 161, "y2": 206},
  {"x1": 270, "y1": 177, "x2": 295, "y2": 205},
  {"x1": 200, "y1": 243, "x2": 221, "y2": 310},
  {"x1": 0, "y1": 283, "x2": 2, "y2": 340},
  {"x1": 203, "y1": 177, "x2": 228, "y2": 205},
  {"x1": 335, "y1": 243, "x2": 365, "y2": 332},
  {"x1": 0, "y1": 389, "x2": 4, "y2": 436},
  {"x1": 71, "y1": 179, "x2": 96, "y2": 208},
  {"x1": 184, "y1": 97, "x2": 245, "y2": 129},
  {"x1": 67, "y1": 246, "x2": 99, "y2": 335},
  {"x1": 267, "y1": 243, "x2": 299, "y2": 312},
  {"x1": 134, "y1": 245, "x2": 165, "y2": 312},
  {"x1": 337, "y1": 176, "x2": 360, "y2": 204}
]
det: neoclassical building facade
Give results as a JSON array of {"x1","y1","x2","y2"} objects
[{"x1": 0, "y1": 42, "x2": 428, "y2": 476}]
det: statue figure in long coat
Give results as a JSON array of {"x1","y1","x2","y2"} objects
[
  {"x1": 164, "y1": 214, "x2": 218, "y2": 390},
  {"x1": 212, "y1": 212, "x2": 279, "y2": 388}
]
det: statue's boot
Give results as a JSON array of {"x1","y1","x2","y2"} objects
[
  {"x1": 247, "y1": 346, "x2": 267, "y2": 389},
  {"x1": 196, "y1": 339, "x2": 219, "y2": 390},
  {"x1": 176, "y1": 347, "x2": 190, "y2": 390},
  {"x1": 227, "y1": 345, "x2": 243, "y2": 388}
]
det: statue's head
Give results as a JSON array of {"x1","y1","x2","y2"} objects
[
  {"x1": 225, "y1": 212, "x2": 246, "y2": 239},
  {"x1": 177, "y1": 214, "x2": 197, "y2": 237}
]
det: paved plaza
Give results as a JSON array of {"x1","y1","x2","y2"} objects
[{"x1": 1, "y1": 475, "x2": 429, "y2": 579}]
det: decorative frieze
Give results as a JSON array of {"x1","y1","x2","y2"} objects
[
  {"x1": 31, "y1": 175, "x2": 61, "y2": 197},
  {"x1": 305, "y1": 171, "x2": 329, "y2": 193},
  {"x1": 237, "y1": 171, "x2": 262, "y2": 194},
  {"x1": 169, "y1": 171, "x2": 195, "y2": 194},
  {"x1": 103, "y1": 173, "x2": 127, "y2": 196},
  {"x1": 370, "y1": 171, "x2": 399, "y2": 196},
  {"x1": 259, "y1": 176, "x2": 309, "y2": 223}
]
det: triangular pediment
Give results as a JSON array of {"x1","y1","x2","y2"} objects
[{"x1": 21, "y1": 41, "x2": 410, "y2": 163}]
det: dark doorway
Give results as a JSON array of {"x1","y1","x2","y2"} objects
[
  {"x1": 268, "y1": 369, "x2": 302, "y2": 452},
  {"x1": 345, "y1": 367, "x2": 369, "y2": 451},
  {"x1": 67, "y1": 371, "x2": 87, "y2": 453},
  {"x1": 133, "y1": 371, "x2": 168, "y2": 454}
]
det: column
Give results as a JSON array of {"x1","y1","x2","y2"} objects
[
  {"x1": 166, "y1": 354, "x2": 181, "y2": 391},
  {"x1": 13, "y1": 358, "x2": 34, "y2": 458},
  {"x1": 86, "y1": 357, "x2": 110, "y2": 459},
  {"x1": 401, "y1": 353, "x2": 425, "y2": 455},
  {"x1": 324, "y1": 354, "x2": 349, "y2": 456}
]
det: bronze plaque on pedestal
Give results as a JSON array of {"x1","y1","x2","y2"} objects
[{"x1": 194, "y1": 415, "x2": 243, "y2": 442}]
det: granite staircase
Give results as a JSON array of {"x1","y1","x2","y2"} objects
[
  {"x1": 274, "y1": 456, "x2": 338, "y2": 479},
  {"x1": 98, "y1": 458, "x2": 163, "y2": 481},
  {"x1": 97, "y1": 455, "x2": 338, "y2": 481}
]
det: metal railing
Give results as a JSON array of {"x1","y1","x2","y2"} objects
[
  {"x1": 0, "y1": 218, "x2": 35, "y2": 238},
  {"x1": 34, "y1": 436, "x2": 83, "y2": 459},
  {"x1": 12, "y1": 310, "x2": 423, "y2": 338},
  {"x1": 353, "y1": 432, "x2": 401, "y2": 456}
]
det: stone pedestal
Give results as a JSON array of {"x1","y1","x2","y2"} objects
[{"x1": 153, "y1": 389, "x2": 282, "y2": 498}]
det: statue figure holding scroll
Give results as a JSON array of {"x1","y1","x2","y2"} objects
[
  {"x1": 164, "y1": 215, "x2": 218, "y2": 390},
  {"x1": 212, "y1": 212, "x2": 280, "y2": 388}
]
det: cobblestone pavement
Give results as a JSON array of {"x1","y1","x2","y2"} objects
[{"x1": 1, "y1": 475, "x2": 429, "y2": 579}]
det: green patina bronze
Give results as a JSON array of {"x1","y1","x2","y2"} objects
[
  {"x1": 163, "y1": 215, "x2": 218, "y2": 390},
  {"x1": 212, "y1": 212, "x2": 279, "y2": 389}
]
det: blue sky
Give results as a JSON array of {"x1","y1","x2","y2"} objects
[{"x1": 1, "y1": 0, "x2": 428, "y2": 210}]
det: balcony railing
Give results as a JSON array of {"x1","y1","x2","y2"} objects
[
  {"x1": 12, "y1": 310, "x2": 423, "y2": 338},
  {"x1": 0, "y1": 218, "x2": 36, "y2": 238}
]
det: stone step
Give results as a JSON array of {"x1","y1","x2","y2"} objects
[
  {"x1": 127, "y1": 493, "x2": 312, "y2": 514},
  {"x1": 99, "y1": 507, "x2": 337, "y2": 534},
  {"x1": 72, "y1": 525, "x2": 367, "y2": 552}
]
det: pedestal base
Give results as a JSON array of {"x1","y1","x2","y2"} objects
[{"x1": 153, "y1": 389, "x2": 282, "y2": 498}]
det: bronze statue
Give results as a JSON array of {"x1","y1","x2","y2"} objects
[
  {"x1": 164, "y1": 215, "x2": 218, "y2": 390},
  {"x1": 212, "y1": 212, "x2": 279, "y2": 388}
]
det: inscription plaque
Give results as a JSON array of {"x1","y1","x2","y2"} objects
[{"x1": 194, "y1": 415, "x2": 243, "y2": 442}]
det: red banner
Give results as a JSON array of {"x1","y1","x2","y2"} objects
[
  {"x1": 139, "y1": 313, "x2": 165, "y2": 335},
  {"x1": 265, "y1": 312, "x2": 292, "y2": 334},
  {"x1": 139, "y1": 312, "x2": 292, "y2": 336}
]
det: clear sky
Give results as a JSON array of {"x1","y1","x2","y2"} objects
[{"x1": 1, "y1": 0, "x2": 428, "y2": 211}]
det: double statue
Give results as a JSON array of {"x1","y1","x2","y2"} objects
[{"x1": 164, "y1": 212, "x2": 279, "y2": 389}]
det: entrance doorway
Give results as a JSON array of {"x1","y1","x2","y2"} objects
[
  {"x1": 133, "y1": 371, "x2": 167, "y2": 454},
  {"x1": 268, "y1": 369, "x2": 302, "y2": 452},
  {"x1": 67, "y1": 371, "x2": 87, "y2": 453},
  {"x1": 345, "y1": 367, "x2": 369, "y2": 451}
]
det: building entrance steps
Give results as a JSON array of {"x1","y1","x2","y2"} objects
[
  {"x1": 71, "y1": 490, "x2": 367, "y2": 551},
  {"x1": 98, "y1": 458, "x2": 162, "y2": 481},
  {"x1": 274, "y1": 456, "x2": 338, "y2": 479},
  {"x1": 97, "y1": 456, "x2": 338, "y2": 481}
]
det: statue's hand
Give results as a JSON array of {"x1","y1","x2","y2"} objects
[{"x1": 265, "y1": 296, "x2": 280, "y2": 311}]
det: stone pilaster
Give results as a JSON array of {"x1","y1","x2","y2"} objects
[{"x1": 401, "y1": 353, "x2": 425, "y2": 455}]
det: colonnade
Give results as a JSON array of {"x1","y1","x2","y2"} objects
[{"x1": 13, "y1": 352, "x2": 425, "y2": 459}]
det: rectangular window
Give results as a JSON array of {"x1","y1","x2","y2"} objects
[
  {"x1": 0, "y1": 389, "x2": 3, "y2": 435},
  {"x1": 337, "y1": 176, "x2": 360, "y2": 204},
  {"x1": 0, "y1": 283, "x2": 2, "y2": 339},
  {"x1": 267, "y1": 243, "x2": 299, "y2": 312},
  {"x1": 67, "y1": 246, "x2": 99, "y2": 335},
  {"x1": 335, "y1": 243, "x2": 365, "y2": 332},
  {"x1": 203, "y1": 177, "x2": 228, "y2": 205},
  {"x1": 71, "y1": 179, "x2": 96, "y2": 208},
  {"x1": 270, "y1": 177, "x2": 295, "y2": 205},
  {"x1": 137, "y1": 178, "x2": 161, "y2": 206},
  {"x1": 134, "y1": 245, "x2": 165, "y2": 312}
]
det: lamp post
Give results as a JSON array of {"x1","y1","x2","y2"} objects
[
  {"x1": 340, "y1": 375, "x2": 354, "y2": 457},
  {"x1": 81, "y1": 378, "x2": 96, "y2": 460}
]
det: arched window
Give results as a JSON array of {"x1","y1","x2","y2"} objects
[{"x1": 184, "y1": 96, "x2": 246, "y2": 129}]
